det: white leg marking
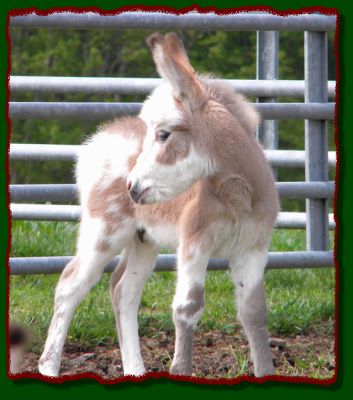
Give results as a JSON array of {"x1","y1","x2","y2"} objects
[
  {"x1": 38, "y1": 216, "x2": 134, "y2": 377},
  {"x1": 230, "y1": 249, "x2": 275, "y2": 377},
  {"x1": 111, "y1": 240, "x2": 157, "y2": 376}
]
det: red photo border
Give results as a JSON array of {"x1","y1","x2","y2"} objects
[{"x1": 6, "y1": 4, "x2": 339, "y2": 387}]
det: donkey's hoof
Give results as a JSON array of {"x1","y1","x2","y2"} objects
[
  {"x1": 123, "y1": 366, "x2": 146, "y2": 377},
  {"x1": 254, "y1": 364, "x2": 275, "y2": 378},
  {"x1": 170, "y1": 362, "x2": 192, "y2": 376},
  {"x1": 38, "y1": 360, "x2": 60, "y2": 377}
]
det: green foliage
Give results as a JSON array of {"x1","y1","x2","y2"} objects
[{"x1": 184, "y1": 31, "x2": 256, "y2": 78}]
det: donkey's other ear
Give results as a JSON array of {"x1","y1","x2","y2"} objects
[{"x1": 146, "y1": 32, "x2": 205, "y2": 105}]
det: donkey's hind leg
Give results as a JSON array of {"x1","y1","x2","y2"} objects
[
  {"x1": 230, "y1": 249, "x2": 275, "y2": 377},
  {"x1": 110, "y1": 238, "x2": 157, "y2": 376},
  {"x1": 38, "y1": 216, "x2": 135, "y2": 377}
]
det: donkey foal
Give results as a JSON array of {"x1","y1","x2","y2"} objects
[{"x1": 39, "y1": 32, "x2": 278, "y2": 378}]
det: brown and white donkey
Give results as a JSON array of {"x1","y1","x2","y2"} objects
[{"x1": 39, "y1": 32, "x2": 279, "y2": 378}]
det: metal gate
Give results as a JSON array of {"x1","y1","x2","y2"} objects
[{"x1": 8, "y1": 11, "x2": 336, "y2": 274}]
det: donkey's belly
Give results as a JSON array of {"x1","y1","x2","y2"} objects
[
  {"x1": 138, "y1": 220, "x2": 180, "y2": 251},
  {"x1": 210, "y1": 216, "x2": 264, "y2": 259}
]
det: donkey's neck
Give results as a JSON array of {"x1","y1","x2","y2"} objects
[{"x1": 199, "y1": 122, "x2": 277, "y2": 218}]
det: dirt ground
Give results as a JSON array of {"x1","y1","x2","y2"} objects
[{"x1": 19, "y1": 330, "x2": 335, "y2": 380}]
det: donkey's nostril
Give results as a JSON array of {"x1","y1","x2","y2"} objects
[{"x1": 127, "y1": 180, "x2": 132, "y2": 191}]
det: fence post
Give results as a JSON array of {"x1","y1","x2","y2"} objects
[
  {"x1": 304, "y1": 31, "x2": 329, "y2": 250},
  {"x1": 257, "y1": 31, "x2": 279, "y2": 178}
]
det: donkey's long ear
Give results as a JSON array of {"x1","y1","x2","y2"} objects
[{"x1": 146, "y1": 32, "x2": 205, "y2": 105}]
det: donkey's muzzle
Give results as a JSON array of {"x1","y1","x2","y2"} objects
[
  {"x1": 129, "y1": 182, "x2": 141, "y2": 203},
  {"x1": 128, "y1": 180, "x2": 151, "y2": 204}
]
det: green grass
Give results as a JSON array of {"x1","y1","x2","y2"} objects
[
  {"x1": 10, "y1": 220, "x2": 78, "y2": 257},
  {"x1": 10, "y1": 221, "x2": 335, "y2": 352}
]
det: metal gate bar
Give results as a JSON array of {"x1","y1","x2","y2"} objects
[
  {"x1": 9, "y1": 182, "x2": 335, "y2": 203},
  {"x1": 10, "y1": 12, "x2": 336, "y2": 32},
  {"x1": 305, "y1": 31, "x2": 329, "y2": 251},
  {"x1": 9, "y1": 76, "x2": 336, "y2": 98},
  {"x1": 9, "y1": 101, "x2": 335, "y2": 120},
  {"x1": 9, "y1": 144, "x2": 336, "y2": 168},
  {"x1": 9, "y1": 204, "x2": 335, "y2": 230},
  {"x1": 9, "y1": 251, "x2": 334, "y2": 275},
  {"x1": 257, "y1": 31, "x2": 279, "y2": 151}
]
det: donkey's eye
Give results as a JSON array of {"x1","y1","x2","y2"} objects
[{"x1": 156, "y1": 130, "x2": 171, "y2": 143}]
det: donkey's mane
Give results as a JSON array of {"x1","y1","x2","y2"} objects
[{"x1": 202, "y1": 77, "x2": 261, "y2": 136}]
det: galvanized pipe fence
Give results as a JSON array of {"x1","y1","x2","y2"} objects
[
  {"x1": 9, "y1": 182, "x2": 335, "y2": 203},
  {"x1": 10, "y1": 252, "x2": 334, "y2": 276},
  {"x1": 8, "y1": 143, "x2": 337, "y2": 166},
  {"x1": 9, "y1": 76, "x2": 336, "y2": 98},
  {"x1": 10, "y1": 12, "x2": 336, "y2": 31},
  {"x1": 9, "y1": 101, "x2": 335, "y2": 120},
  {"x1": 9, "y1": 11, "x2": 336, "y2": 275},
  {"x1": 256, "y1": 31, "x2": 279, "y2": 154}
]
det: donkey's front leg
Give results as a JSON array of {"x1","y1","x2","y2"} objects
[
  {"x1": 170, "y1": 246, "x2": 211, "y2": 375},
  {"x1": 230, "y1": 249, "x2": 275, "y2": 377}
]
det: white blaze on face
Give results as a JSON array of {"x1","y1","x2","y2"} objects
[{"x1": 127, "y1": 84, "x2": 213, "y2": 204}]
